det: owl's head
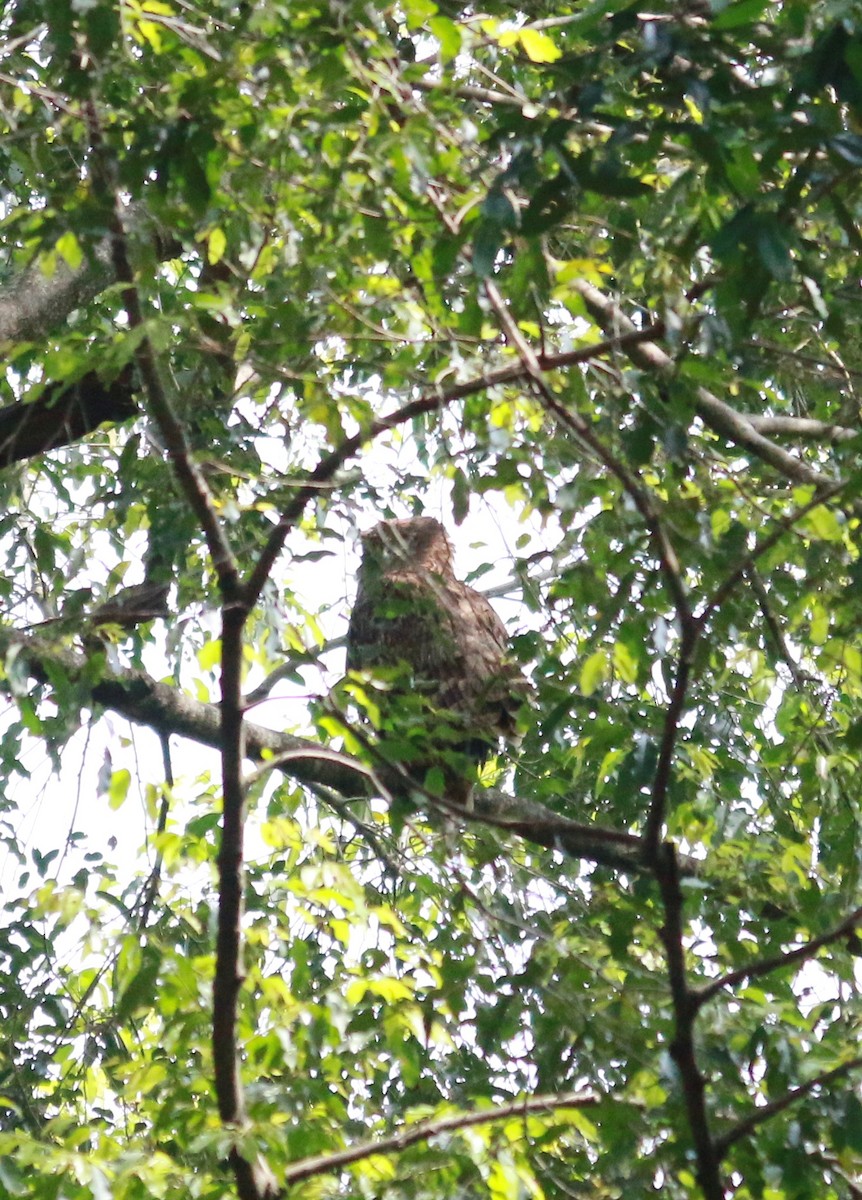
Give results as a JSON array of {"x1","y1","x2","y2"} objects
[{"x1": 360, "y1": 517, "x2": 454, "y2": 574}]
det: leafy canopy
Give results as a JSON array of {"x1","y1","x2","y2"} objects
[{"x1": 1, "y1": 2, "x2": 862, "y2": 1199}]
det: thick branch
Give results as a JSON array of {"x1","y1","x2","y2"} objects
[
  {"x1": 0, "y1": 367, "x2": 138, "y2": 467},
  {"x1": 745, "y1": 414, "x2": 855, "y2": 441},
  {"x1": 0, "y1": 206, "x2": 178, "y2": 348},
  {"x1": 1, "y1": 629, "x2": 701, "y2": 877}
]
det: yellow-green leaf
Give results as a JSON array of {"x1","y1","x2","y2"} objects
[
  {"x1": 519, "y1": 28, "x2": 562, "y2": 62},
  {"x1": 810, "y1": 602, "x2": 829, "y2": 645},
  {"x1": 55, "y1": 231, "x2": 83, "y2": 270},
  {"x1": 613, "y1": 641, "x2": 638, "y2": 684},
  {"x1": 197, "y1": 639, "x2": 222, "y2": 671},
  {"x1": 580, "y1": 650, "x2": 608, "y2": 695},
  {"x1": 108, "y1": 769, "x2": 132, "y2": 810},
  {"x1": 207, "y1": 227, "x2": 227, "y2": 264},
  {"x1": 802, "y1": 505, "x2": 843, "y2": 542}
]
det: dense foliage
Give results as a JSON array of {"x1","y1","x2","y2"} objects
[{"x1": 1, "y1": 1, "x2": 862, "y2": 1198}]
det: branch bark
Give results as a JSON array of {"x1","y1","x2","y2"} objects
[
  {"x1": 0, "y1": 367, "x2": 138, "y2": 467},
  {"x1": 284, "y1": 1091, "x2": 598, "y2": 1185},
  {"x1": 570, "y1": 279, "x2": 835, "y2": 489},
  {"x1": 654, "y1": 842, "x2": 725, "y2": 1200},
  {"x1": 0, "y1": 206, "x2": 178, "y2": 348},
  {"x1": 0, "y1": 628, "x2": 702, "y2": 877}
]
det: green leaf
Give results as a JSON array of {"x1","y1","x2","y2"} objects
[
  {"x1": 472, "y1": 220, "x2": 503, "y2": 277},
  {"x1": 107, "y1": 768, "x2": 132, "y2": 810},
  {"x1": 429, "y1": 16, "x2": 462, "y2": 62},
  {"x1": 712, "y1": 0, "x2": 770, "y2": 30},
  {"x1": 116, "y1": 947, "x2": 163, "y2": 1021}
]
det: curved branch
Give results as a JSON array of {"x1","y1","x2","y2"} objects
[{"x1": 698, "y1": 481, "x2": 846, "y2": 625}]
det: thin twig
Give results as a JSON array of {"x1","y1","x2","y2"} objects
[{"x1": 134, "y1": 732, "x2": 173, "y2": 931}]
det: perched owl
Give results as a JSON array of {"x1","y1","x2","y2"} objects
[{"x1": 346, "y1": 517, "x2": 530, "y2": 806}]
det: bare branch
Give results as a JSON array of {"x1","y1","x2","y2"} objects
[
  {"x1": 284, "y1": 1091, "x2": 599, "y2": 1185},
  {"x1": 411, "y1": 75, "x2": 531, "y2": 110},
  {"x1": 694, "y1": 904, "x2": 862, "y2": 1010},
  {"x1": 715, "y1": 1057, "x2": 862, "y2": 1157},
  {"x1": 476, "y1": 267, "x2": 693, "y2": 628},
  {"x1": 571, "y1": 279, "x2": 835, "y2": 489}
]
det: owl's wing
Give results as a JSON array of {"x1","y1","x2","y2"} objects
[
  {"x1": 346, "y1": 572, "x2": 453, "y2": 676},
  {"x1": 430, "y1": 581, "x2": 532, "y2": 741}
]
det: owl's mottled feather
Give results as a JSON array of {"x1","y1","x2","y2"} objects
[{"x1": 346, "y1": 517, "x2": 529, "y2": 804}]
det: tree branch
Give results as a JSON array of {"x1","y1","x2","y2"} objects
[
  {"x1": 284, "y1": 1091, "x2": 599, "y2": 1185},
  {"x1": 0, "y1": 205, "x2": 178, "y2": 348},
  {"x1": 95, "y1": 185, "x2": 240, "y2": 591},
  {"x1": 0, "y1": 367, "x2": 138, "y2": 467},
  {"x1": 454, "y1": 219, "x2": 697, "y2": 862},
  {"x1": 0, "y1": 628, "x2": 704, "y2": 878},
  {"x1": 745, "y1": 414, "x2": 856, "y2": 442},
  {"x1": 714, "y1": 1057, "x2": 862, "y2": 1157},
  {"x1": 571, "y1": 279, "x2": 834, "y2": 489},
  {"x1": 642, "y1": 626, "x2": 697, "y2": 860},
  {"x1": 694, "y1": 904, "x2": 862, "y2": 1010},
  {"x1": 653, "y1": 842, "x2": 725, "y2": 1200}
]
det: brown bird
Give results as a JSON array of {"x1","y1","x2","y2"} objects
[
  {"x1": 87, "y1": 579, "x2": 171, "y2": 628},
  {"x1": 26, "y1": 579, "x2": 170, "y2": 635},
  {"x1": 346, "y1": 517, "x2": 530, "y2": 807}
]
